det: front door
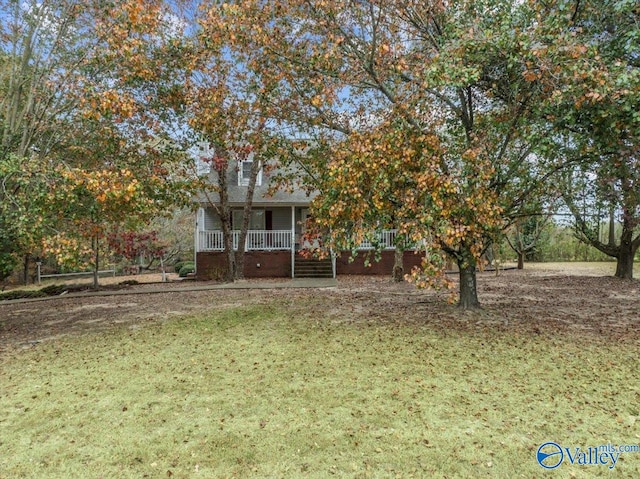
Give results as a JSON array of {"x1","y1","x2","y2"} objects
[{"x1": 265, "y1": 210, "x2": 273, "y2": 247}]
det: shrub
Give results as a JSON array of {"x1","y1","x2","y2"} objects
[
  {"x1": 40, "y1": 284, "x2": 70, "y2": 295},
  {"x1": 0, "y1": 290, "x2": 48, "y2": 301},
  {"x1": 173, "y1": 261, "x2": 187, "y2": 273},
  {"x1": 178, "y1": 262, "x2": 195, "y2": 277}
]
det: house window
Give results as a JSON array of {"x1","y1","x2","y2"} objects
[
  {"x1": 195, "y1": 157, "x2": 210, "y2": 176},
  {"x1": 238, "y1": 160, "x2": 262, "y2": 187},
  {"x1": 232, "y1": 209, "x2": 265, "y2": 230}
]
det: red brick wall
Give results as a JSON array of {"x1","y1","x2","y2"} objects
[
  {"x1": 197, "y1": 251, "x2": 291, "y2": 279},
  {"x1": 336, "y1": 250, "x2": 425, "y2": 275},
  {"x1": 197, "y1": 250, "x2": 425, "y2": 279},
  {"x1": 244, "y1": 251, "x2": 291, "y2": 277}
]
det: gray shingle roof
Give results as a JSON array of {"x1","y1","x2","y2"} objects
[{"x1": 194, "y1": 163, "x2": 317, "y2": 207}]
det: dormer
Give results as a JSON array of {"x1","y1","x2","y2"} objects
[{"x1": 237, "y1": 151, "x2": 262, "y2": 187}]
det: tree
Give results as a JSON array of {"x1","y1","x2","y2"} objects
[
  {"x1": 0, "y1": 0, "x2": 105, "y2": 280},
  {"x1": 44, "y1": 166, "x2": 163, "y2": 287},
  {"x1": 187, "y1": 4, "x2": 287, "y2": 281},
  {"x1": 196, "y1": 145, "x2": 266, "y2": 281},
  {"x1": 149, "y1": 208, "x2": 196, "y2": 266},
  {"x1": 562, "y1": 159, "x2": 640, "y2": 278},
  {"x1": 214, "y1": 0, "x2": 562, "y2": 307},
  {"x1": 506, "y1": 214, "x2": 552, "y2": 269},
  {"x1": 108, "y1": 230, "x2": 166, "y2": 271},
  {"x1": 0, "y1": 155, "x2": 52, "y2": 284},
  {"x1": 530, "y1": 0, "x2": 640, "y2": 278},
  {"x1": 0, "y1": 0, "x2": 194, "y2": 281}
]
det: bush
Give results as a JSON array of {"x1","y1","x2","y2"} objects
[
  {"x1": 173, "y1": 261, "x2": 187, "y2": 273},
  {"x1": 0, "y1": 252, "x2": 17, "y2": 283},
  {"x1": 178, "y1": 262, "x2": 195, "y2": 277},
  {"x1": 1, "y1": 283, "x2": 96, "y2": 301},
  {"x1": 0, "y1": 290, "x2": 48, "y2": 301},
  {"x1": 40, "y1": 284, "x2": 70, "y2": 295}
]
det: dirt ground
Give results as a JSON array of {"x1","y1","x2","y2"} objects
[{"x1": 1, "y1": 262, "x2": 638, "y2": 352}]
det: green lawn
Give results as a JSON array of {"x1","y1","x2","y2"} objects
[{"x1": 1, "y1": 301, "x2": 639, "y2": 478}]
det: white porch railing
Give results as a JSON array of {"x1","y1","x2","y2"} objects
[
  {"x1": 198, "y1": 229, "x2": 408, "y2": 252},
  {"x1": 358, "y1": 230, "x2": 399, "y2": 250},
  {"x1": 198, "y1": 230, "x2": 292, "y2": 252}
]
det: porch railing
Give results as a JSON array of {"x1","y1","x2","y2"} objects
[
  {"x1": 357, "y1": 230, "x2": 399, "y2": 250},
  {"x1": 198, "y1": 230, "x2": 292, "y2": 252},
  {"x1": 198, "y1": 229, "x2": 410, "y2": 252}
]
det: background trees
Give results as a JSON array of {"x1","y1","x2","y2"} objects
[{"x1": 0, "y1": 0, "x2": 192, "y2": 284}]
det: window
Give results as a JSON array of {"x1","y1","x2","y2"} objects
[
  {"x1": 238, "y1": 160, "x2": 262, "y2": 186},
  {"x1": 195, "y1": 141, "x2": 212, "y2": 176},
  {"x1": 232, "y1": 209, "x2": 265, "y2": 230}
]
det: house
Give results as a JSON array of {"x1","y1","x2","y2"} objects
[{"x1": 194, "y1": 152, "x2": 424, "y2": 279}]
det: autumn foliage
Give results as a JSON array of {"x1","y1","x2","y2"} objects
[{"x1": 108, "y1": 230, "x2": 166, "y2": 263}]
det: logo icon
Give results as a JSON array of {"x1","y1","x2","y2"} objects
[{"x1": 537, "y1": 442, "x2": 564, "y2": 469}]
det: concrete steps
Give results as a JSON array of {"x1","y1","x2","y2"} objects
[{"x1": 294, "y1": 257, "x2": 333, "y2": 278}]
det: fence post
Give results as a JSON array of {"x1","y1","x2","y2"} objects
[{"x1": 36, "y1": 262, "x2": 42, "y2": 285}]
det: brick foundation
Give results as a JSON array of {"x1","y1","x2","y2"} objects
[
  {"x1": 197, "y1": 250, "x2": 425, "y2": 279},
  {"x1": 196, "y1": 251, "x2": 292, "y2": 280}
]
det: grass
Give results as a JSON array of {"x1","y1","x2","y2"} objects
[{"x1": 1, "y1": 301, "x2": 639, "y2": 478}]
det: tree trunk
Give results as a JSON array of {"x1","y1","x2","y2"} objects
[
  {"x1": 219, "y1": 191, "x2": 235, "y2": 282},
  {"x1": 614, "y1": 234, "x2": 635, "y2": 280},
  {"x1": 23, "y1": 253, "x2": 30, "y2": 285},
  {"x1": 234, "y1": 250, "x2": 246, "y2": 280},
  {"x1": 220, "y1": 199, "x2": 235, "y2": 282},
  {"x1": 221, "y1": 204, "x2": 235, "y2": 282},
  {"x1": 615, "y1": 251, "x2": 634, "y2": 279},
  {"x1": 608, "y1": 207, "x2": 616, "y2": 247},
  {"x1": 613, "y1": 210, "x2": 638, "y2": 279},
  {"x1": 457, "y1": 256, "x2": 480, "y2": 309},
  {"x1": 223, "y1": 231, "x2": 235, "y2": 282},
  {"x1": 92, "y1": 235, "x2": 100, "y2": 289},
  {"x1": 392, "y1": 247, "x2": 404, "y2": 282},
  {"x1": 214, "y1": 155, "x2": 235, "y2": 283},
  {"x1": 517, "y1": 251, "x2": 524, "y2": 270},
  {"x1": 234, "y1": 154, "x2": 262, "y2": 281}
]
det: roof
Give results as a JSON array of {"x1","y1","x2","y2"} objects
[{"x1": 194, "y1": 162, "x2": 318, "y2": 207}]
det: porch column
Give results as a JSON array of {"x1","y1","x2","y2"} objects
[
  {"x1": 291, "y1": 206, "x2": 295, "y2": 278},
  {"x1": 194, "y1": 207, "x2": 203, "y2": 274}
]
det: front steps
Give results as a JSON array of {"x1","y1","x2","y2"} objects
[{"x1": 294, "y1": 257, "x2": 333, "y2": 278}]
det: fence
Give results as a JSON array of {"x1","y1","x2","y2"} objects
[{"x1": 36, "y1": 263, "x2": 115, "y2": 285}]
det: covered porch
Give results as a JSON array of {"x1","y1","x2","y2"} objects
[
  {"x1": 195, "y1": 205, "x2": 309, "y2": 253},
  {"x1": 196, "y1": 205, "x2": 401, "y2": 253},
  {"x1": 194, "y1": 206, "x2": 415, "y2": 279},
  {"x1": 197, "y1": 228, "x2": 401, "y2": 252}
]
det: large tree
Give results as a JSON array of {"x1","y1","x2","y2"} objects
[
  {"x1": 212, "y1": 0, "x2": 562, "y2": 307},
  {"x1": 530, "y1": 0, "x2": 640, "y2": 278},
  {"x1": 187, "y1": 4, "x2": 289, "y2": 281}
]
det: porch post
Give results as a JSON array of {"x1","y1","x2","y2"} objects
[
  {"x1": 194, "y1": 208, "x2": 202, "y2": 274},
  {"x1": 291, "y1": 206, "x2": 295, "y2": 278}
]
